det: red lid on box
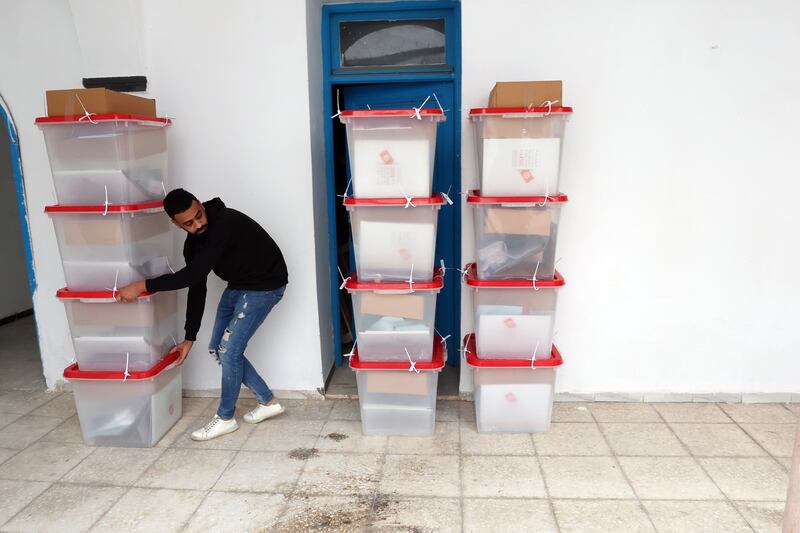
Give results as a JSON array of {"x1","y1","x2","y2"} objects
[
  {"x1": 464, "y1": 263, "x2": 565, "y2": 288},
  {"x1": 344, "y1": 195, "x2": 446, "y2": 206},
  {"x1": 469, "y1": 106, "x2": 573, "y2": 116},
  {"x1": 467, "y1": 190, "x2": 568, "y2": 204},
  {"x1": 35, "y1": 114, "x2": 172, "y2": 125},
  {"x1": 63, "y1": 351, "x2": 179, "y2": 380},
  {"x1": 349, "y1": 336, "x2": 446, "y2": 371},
  {"x1": 45, "y1": 200, "x2": 164, "y2": 214},
  {"x1": 339, "y1": 109, "x2": 444, "y2": 118},
  {"x1": 463, "y1": 334, "x2": 563, "y2": 368},
  {"x1": 56, "y1": 288, "x2": 156, "y2": 300},
  {"x1": 345, "y1": 269, "x2": 444, "y2": 291}
]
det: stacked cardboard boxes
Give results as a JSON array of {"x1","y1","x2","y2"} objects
[{"x1": 38, "y1": 89, "x2": 182, "y2": 447}]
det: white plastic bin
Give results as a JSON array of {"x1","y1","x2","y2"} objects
[
  {"x1": 469, "y1": 107, "x2": 572, "y2": 197},
  {"x1": 57, "y1": 288, "x2": 178, "y2": 370},
  {"x1": 46, "y1": 201, "x2": 174, "y2": 291},
  {"x1": 350, "y1": 337, "x2": 445, "y2": 436},
  {"x1": 468, "y1": 191, "x2": 567, "y2": 281},
  {"x1": 464, "y1": 334, "x2": 562, "y2": 433},
  {"x1": 36, "y1": 114, "x2": 171, "y2": 205},
  {"x1": 339, "y1": 109, "x2": 444, "y2": 199},
  {"x1": 63, "y1": 352, "x2": 182, "y2": 447},
  {"x1": 465, "y1": 263, "x2": 564, "y2": 360},
  {"x1": 346, "y1": 271, "x2": 443, "y2": 363},
  {"x1": 346, "y1": 195, "x2": 445, "y2": 282}
]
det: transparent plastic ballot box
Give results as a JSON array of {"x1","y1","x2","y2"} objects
[
  {"x1": 469, "y1": 106, "x2": 572, "y2": 197},
  {"x1": 467, "y1": 190, "x2": 567, "y2": 281},
  {"x1": 63, "y1": 351, "x2": 182, "y2": 447},
  {"x1": 36, "y1": 114, "x2": 171, "y2": 205},
  {"x1": 339, "y1": 108, "x2": 444, "y2": 199},
  {"x1": 57, "y1": 288, "x2": 178, "y2": 370},
  {"x1": 350, "y1": 337, "x2": 445, "y2": 436},
  {"x1": 45, "y1": 201, "x2": 174, "y2": 291},
  {"x1": 345, "y1": 194, "x2": 446, "y2": 283},
  {"x1": 345, "y1": 269, "x2": 443, "y2": 363},
  {"x1": 465, "y1": 263, "x2": 564, "y2": 360},
  {"x1": 464, "y1": 333, "x2": 562, "y2": 433}
]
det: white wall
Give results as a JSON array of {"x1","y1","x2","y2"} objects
[
  {"x1": 0, "y1": 109, "x2": 32, "y2": 318},
  {"x1": 1, "y1": 0, "x2": 329, "y2": 393},
  {"x1": 461, "y1": 0, "x2": 800, "y2": 395}
]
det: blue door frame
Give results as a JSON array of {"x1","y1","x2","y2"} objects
[
  {"x1": 321, "y1": 1, "x2": 461, "y2": 367},
  {"x1": 0, "y1": 99, "x2": 37, "y2": 294}
]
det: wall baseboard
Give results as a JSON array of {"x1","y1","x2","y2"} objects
[{"x1": 0, "y1": 308, "x2": 33, "y2": 327}]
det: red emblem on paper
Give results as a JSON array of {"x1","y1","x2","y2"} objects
[
  {"x1": 379, "y1": 150, "x2": 395, "y2": 164},
  {"x1": 505, "y1": 392, "x2": 517, "y2": 402},
  {"x1": 520, "y1": 169, "x2": 534, "y2": 183},
  {"x1": 504, "y1": 318, "x2": 516, "y2": 328}
]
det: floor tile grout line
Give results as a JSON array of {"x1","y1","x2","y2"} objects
[
  {"x1": 656, "y1": 404, "x2": 758, "y2": 531},
  {"x1": 531, "y1": 433, "x2": 562, "y2": 533},
  {"x1": 734, "y1": 420, "x2": 797, "y2": 473},
  {"x1": 588, "y1": 408, "x2": 660, "y2": 532},
  {"x1": 366, "y1": 438, "x2": 389, "y2": 528}
]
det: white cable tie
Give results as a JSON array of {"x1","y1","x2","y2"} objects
[
  {"x1": 161, "y1": 182, "x2": 167, "y2": 197},
  {"x1": 532, "y1": 261, "x2": 540, "y2": 291},
  {"x1": 366, "y1": 104, "x2": 371, "y2": 110},
  {"x1": 439, "y1": 259, "x2": 446, "y2": 274},
  {"x1": 102, "y1": 185, "x2": 111, "y2": 216},
  {"x1": 404, "y1": 348, "x2": 419, "y2": 373},
  {"x1": 166, "y1": 258, "x2": 176, "y2": 274},
  {"x1": 552, "y1": 329, "x2": 559, "y2": 339},
  {"x1": 434, "y1": 329, "x2": 451, "y2": 344},
  {"x1": 337, "y1": 177, "x2": 352, "y2": 200},
  {"x1": 432, "y1": 92, "x2": 445, "y2": 113},
  {"x1": 123, "y1": 351, "x2": 131, "y2": 381},
  {"x1": 160, "y1": 114, "x2": 171, "y2": 128},
  {"x1": 531, "y1": 341, "x2": 540, "y2": 369},
  {"x1": 171, "y1": 335, "x2": 178, "y2": 349},
  {"x1": 330, "y1": 89, "x2": 343, "y2": 119},
  {"x1": 105, "y1": 268, "x2": 120, "y2": 300},
  {"x1": 537, "y1": 186, "x2": 550, "y2": 208},
  {"x1": 542, "y1": 99, "x2": 559, "y2": 116},
  {"x1": 407, "y1": 263, "x2": 414, "y2": 293},
  {"x1": 441, "y1": 186, "x2": 453, "y2": 205},
  {"x1": 75, "y1": 95, "x2": 98, "y2": 124},
  {"x1": 410, "y1": 95, "x2": 432, "y2": 120},
  {"x1": 337, "y1": 266, "x2": 350, "y2": 290},
  {"x1": 344, "y1": 339, "x2": 356, "y2": 359}
]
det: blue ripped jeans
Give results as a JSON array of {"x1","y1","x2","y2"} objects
[{"x1": 208, "y1": 286, "x2": 286, "y2": 419}]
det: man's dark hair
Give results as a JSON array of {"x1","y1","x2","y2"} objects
[{"x1": 163, "y1": 188, "x2": 198, "y2": 219}]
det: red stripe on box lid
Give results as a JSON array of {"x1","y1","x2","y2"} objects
[
  {"x1": 349, "y1": 336, "x2": 445, "y2": 371},
  {"x1": 63, "y1": 351, "x2": 179, "y2": 380},
  {"x1": 463, "y1": 333, "x2": 563, "y2": 368},
  {"x1": 464, "y1": 263, "x2": 565, "y2": 288}
]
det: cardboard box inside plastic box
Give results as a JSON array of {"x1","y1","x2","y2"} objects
[{"x1": 488, "y1": 81, "x2": 562, "y2": 108}]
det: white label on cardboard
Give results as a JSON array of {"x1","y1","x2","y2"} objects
[
  {"x1": 352, "y1": 138, "x2": 431, "y2": 197},
  {"x1": 360, "y1": 292, "x2": 426, "y2": 320},
  {"x1": 482, "y1": 138, "x2": 561, "y2": 196}
]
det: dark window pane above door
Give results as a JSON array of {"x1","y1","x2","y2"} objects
[{"x1": 340, "y1": 19, "x2": 446, "y2": 68}]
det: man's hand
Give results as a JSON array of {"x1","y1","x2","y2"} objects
[
  {"x1": 115, "y1": 280, "x2": 147, "y2": 303},
  {"x1": 174, "y1": 340, "x2": 193, "y2": 366}
]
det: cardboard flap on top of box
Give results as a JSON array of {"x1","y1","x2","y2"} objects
[
  {"x1": 488, "y1": 81, "x2": 563, "y2": 108},
  {"x1": 46, "y1": 88, "x2": 156, "y2": 117}
]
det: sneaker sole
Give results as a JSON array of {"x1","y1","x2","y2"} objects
[
  {"x1": 243, "y1": 405, "x2": 285, "y2": 424},
  {"x1": 190, "y1": 424, "x2": 239, "y2": 441}
]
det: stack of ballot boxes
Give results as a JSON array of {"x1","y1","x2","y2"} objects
[
  {"x1": 464, "y1": 103, "x2": 573, "y2": 433},
  {"x1": 37, "y1": 106, "x2": 182, "y2": 447},
  {"x1": 339, "y1": 108, "x2": 447, "y2": 435}
]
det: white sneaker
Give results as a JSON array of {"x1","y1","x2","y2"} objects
[
  {"x1": 243, "y1": 402, "x2": 285, "y2": 424},
  {"x1": 190, "y1": 415, "x2": 238, "y2": 441}
]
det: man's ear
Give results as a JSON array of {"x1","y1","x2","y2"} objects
[{"x1": 170, "y1": 218, "x2": 183, "y2": 229}]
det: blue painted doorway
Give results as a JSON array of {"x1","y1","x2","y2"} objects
[{"x1": 322, "y1": 1, "x2": 461, "y2": 367}]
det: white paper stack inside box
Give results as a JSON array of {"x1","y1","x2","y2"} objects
[
  {"x1": 464, "y1": 334, "x2": 563, "y2": 433},
  {"x1": 468, "y1": 191, "x2": 567, "y2": 281},
  {"x1": 63, "y1": 352, "x2": 182, "y2": 447},
  {"x1": 345, "y1": 270, "x2": 443, "y2": 363},
  {"x1": 339, "y1": 109, "x2": 444, "y2": 199},
  {"x1": 345, "y1": 195, "x2": 445, "y2": 283},
  {"x1": 465, "y1": 263, "x2": 564, "y2": 360},
  {"x1": 350, "y1": 337, "x2": 445, "y2": 436},
  {"x1": 36, "y1": 114, "x2": 171, "y2": 206},
  {"x1": 469, "y1": 107, "x2": 572, "y2": 197}
]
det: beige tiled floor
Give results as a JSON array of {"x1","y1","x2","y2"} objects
[
  {"x1": 0, "y1": 318, "x2": 795, "y2": 531},
  {"x1": 0, "y1": 387, "x2": 795, "y2": 532}
]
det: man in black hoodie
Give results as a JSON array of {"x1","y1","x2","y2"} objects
[{"x1": 117, "y1": 188, "x2": 289, "y2": 441}]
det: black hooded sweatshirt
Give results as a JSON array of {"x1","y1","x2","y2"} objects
[{"x1": 146, "y1": 198, "x2": 288, "y2": 341}]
